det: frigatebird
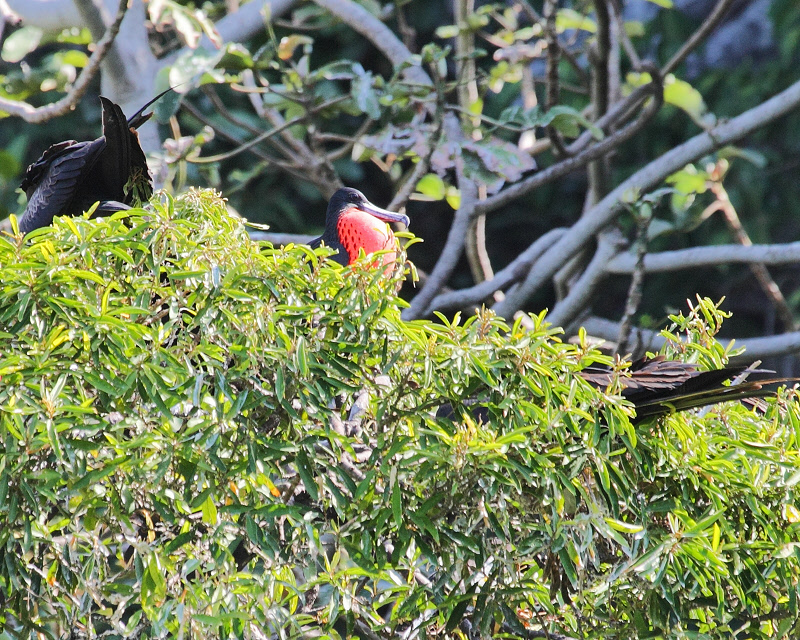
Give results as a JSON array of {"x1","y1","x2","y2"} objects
[
  {"x1": 310, "y1": 187, "x2": 410, "y2": 267},
  {"x1": 17, "y1": 89, "x2": 171, "y2": 234},
  {"x1": 313, "y1": 189, "x2": 792, "y2": 420}
]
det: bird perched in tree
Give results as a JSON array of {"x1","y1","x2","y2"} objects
[
  {"x1": 17, "y1": 89, "x2": 171, "y2": 234},
  {"x1": 310, "y1": 187, "x2": 410, "y2": 268}
]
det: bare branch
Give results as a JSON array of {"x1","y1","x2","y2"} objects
[
  {"x1": 579, "y1": 316, "x2": 800, "y2": 361},
  {"x1": 0, "y1": 0, "x2": 128, "y2": 123},
  {"x1": 662, "y1": 0, "x2": 736, "y2": 75},
  {"x1": 491, "y1": 77, "x2": 800, "y2": 319},
  {"x1": 403, "y1": 114, "x2": 478, "y2": 320},
  {"x1": 547, "y1": 230, "x2": 624, "y2": 329},
  {"x1": 605, "y1": 241, "x2": 800, "y2": 274},
  {"x1": 421, "y1": 228, "x2": 568, "y2": 316},
  {"x1": 312, "y1": 0, "x2": 432, "y2": 87}
]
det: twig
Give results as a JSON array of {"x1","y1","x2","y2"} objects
[
  {"x1": 708, "y1": 176, "x2": 796, "y2": 330},
  {"x1": 403, "y1": 114, "x2": 479, "y2": 320},
  {"x1": 491, "y1": 77, "x2": 800, "y2": 319},
  {"x1": 181, "y1": 100, "x2": 305, "y2": 176},
  {"x1": 610, "y1": 0, "x2": 642, "y2": 70},
  {"x1": 662, "y1": 0, "x2": 736, "y2": 75},
  {"x1": 0, "y1": 0, "x2": 128, "y2": 123},
  {"x1": 188, "y1": 95, "x2": 348, "y2": 163}
]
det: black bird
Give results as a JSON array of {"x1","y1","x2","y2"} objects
[
  {"x1": 310, "y1": 187, "x2": 410, "y2": 267},
  {"x1": 17, "y1": 89, "x2": 171, "y2": 234},
  {"x1": 579, "y1": 355, "x2": 792, "y2": 421}
]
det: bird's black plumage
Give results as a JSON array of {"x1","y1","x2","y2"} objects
[{"x1": 18, "y1": 89, "x2": 171, "y2": 234}]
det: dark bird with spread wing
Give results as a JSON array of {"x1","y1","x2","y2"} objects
[{"x1": 17, "y1": 90, "x2": 171, "y2": 234}]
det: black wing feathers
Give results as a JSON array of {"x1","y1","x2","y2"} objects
[{"x1": 17, "y1": 91, "x2": 170, "y2": 234}]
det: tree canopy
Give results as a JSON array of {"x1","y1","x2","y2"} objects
[{"x1": 1, "y1": 193, "x2": 799, "y2": 638}]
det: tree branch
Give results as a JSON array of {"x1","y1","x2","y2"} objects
[
  {"x1": 605, "y1": 241, "x2": 800, "y2": 274},
  {"x1": 420, "y1": 228, "x2": 569, "y2": 316},
  {"x1": 403, "y1": 114, "x2": 478, "y2": 320},
  {"x1": 491, "y1": 77, "x2": 800, "y2": 319},
  {"x1": 476, "y1": 81, "x2": 661, "y2": 218},
  {"x1": 312, "y1": 0, "x2": 432, "y2": 87},
  {"x1": 578, "y1": 316, "x2": 800, "y2": 360},
  {"x1": 0, "y1": 0, "x2": 128, "y2": 123},
  {"x1": 662, "y1": 0, "x2": 736, "y2": 75},
  {"x1": 546, "y1": 230, "x2": 624, "y2": 328}
]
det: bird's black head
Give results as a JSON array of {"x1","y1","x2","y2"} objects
[{"x1": 325, "y1": 188, "x2": 410, "y2": 228}]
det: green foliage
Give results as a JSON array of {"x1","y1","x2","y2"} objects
[{"x1": 1, "y1": 192, "x2": 799, "y2": 638}]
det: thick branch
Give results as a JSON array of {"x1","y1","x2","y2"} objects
[
  {"x1": 312, "y1": 0, "x2": 431, "y2": 87},
  {"x1": 421, "y1": 228, "x2": 568, "y2": 316},
  {"x1": 605, "y1": 241, "x2": 800, "y2": 274},
  {"x1": 492, "y1": 78, "x2": 800, "y2": 319}
]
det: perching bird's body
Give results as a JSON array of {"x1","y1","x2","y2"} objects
[
  {"x1": 310, "y1": 188, "x2": 410, "y2": 267},
  {"x1": 579, "y1": 355, "x2": 789, "y2": 421},
  {"x1": 18, "y1": 90, "x2": 170, "y2": 234}
]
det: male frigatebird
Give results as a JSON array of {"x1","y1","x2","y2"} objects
[
  {"x1": 310, "y1": 187, "x2": 410, "y2": 267},
  {"x1": 316, "y1": 188, "x2": 793, "y2": 421},
  {"x1": 17, "y1": 89, "x2": 171, "y2": 234}
]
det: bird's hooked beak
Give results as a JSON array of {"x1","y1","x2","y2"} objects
[{"x1": 355, "y1": 200, "x2": 410, "y2": 228}]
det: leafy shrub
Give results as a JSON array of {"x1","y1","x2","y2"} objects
[{"x1": 0, "y1": 190, "x2": 799, "y2": 639}]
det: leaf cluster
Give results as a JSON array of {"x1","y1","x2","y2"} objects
[{"x1": 1, "y1": 192, "x2": 799, "y2": 638}]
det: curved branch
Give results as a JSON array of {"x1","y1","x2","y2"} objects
[
  {"x1": 311, "y1": 0, "x2": 432, "y2": 87},
  {"x1": 0, "y1": 0, "x2": 128, "y2": 123},
  {"x1": 605, "y1": 241, "x2": 800, "y2": 274},
  {"x1": 492, "y1": 77, "x2": 800, "y2": 319}
]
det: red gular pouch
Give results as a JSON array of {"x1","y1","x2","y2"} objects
[{"x1": 310, "y1": 187, "x2": 410, "y2": 275}]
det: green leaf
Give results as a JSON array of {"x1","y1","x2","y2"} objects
[{"x1": 2, "y1": 26, "x2": 43, "y2": 63}]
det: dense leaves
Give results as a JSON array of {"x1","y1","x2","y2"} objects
[{"x1": 0, "y1": 192, "x2": 799, "y2": 638}]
